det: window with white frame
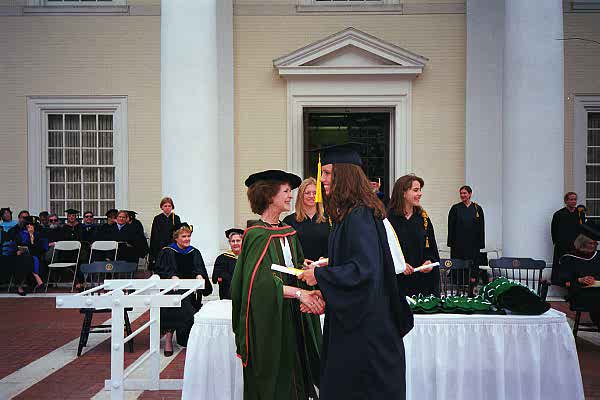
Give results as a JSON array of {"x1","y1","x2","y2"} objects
[
  {"x1": 46, "y1": 113, "x2": 116, "y2": 216},
  {"x1": 27, "y1": 96, "x2": 127, "y2": 216},
  {"x1": 586, "y1": 112, "x2": 600, "y2": 224}
]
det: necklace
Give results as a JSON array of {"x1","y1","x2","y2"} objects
[{"x1": 260, "y1": 219, "x2": 280, "y2": 227}]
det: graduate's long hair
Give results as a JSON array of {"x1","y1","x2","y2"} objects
[
  {"x1": 388, "y1": 174, "x2": 425, "y2": 217},
  {"x1": 325, "y1": 164, "x2": 385, "y2": 223},
  {"x1": 294, "y1": 178, "x2": 326, "y2": 224}
]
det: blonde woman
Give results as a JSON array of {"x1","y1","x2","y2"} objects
[{"x1": 283, "y1": 177, "x2": 330, "y2": 262}]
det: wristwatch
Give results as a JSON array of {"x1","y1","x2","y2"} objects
[{"x1": 295, "y1": 290, "x2": 302, "y2": 300}]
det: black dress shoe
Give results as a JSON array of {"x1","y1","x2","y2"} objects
[{"x1": 164, "y1": 349, "x2": 174, "y2": 357}]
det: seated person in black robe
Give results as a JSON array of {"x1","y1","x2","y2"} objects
[
  {"x1": 299, "y1": 143, "x2": 413, "y2": 400},
  {"x1": 149, "y1": 197, "x2": 181, "y2": 271},
  {"x1": 155, "y1": 222, "x2": 212, "y2": 355},
  {"x1": 1, "y1": 227, "x2": 34, "y2": 296},
  {"x1": 212, "y1": 228, "x2": 243, "y2": 299},
  {"x1": 81, "y1": 211, "x2": 98, "y2": 244},
  {"x1": 283, "y1": 177, "x2": 330, "y2": 263},
  {"x1": 62, "y1": 209, "x2": 83, "y2": 242},
  {"x1": 388, "y1": 174, "x2": 441, "y2": 296},
  {"x1": 100, "y1": 210, "x2": 147, "y2": 263},
  {"x1": 560, "y1": 222, "x2": 600, "y2": 328}
]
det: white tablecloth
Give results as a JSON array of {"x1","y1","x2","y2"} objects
[{"x1": 182, "y1": 300, "x2": 584, "y2": 400}]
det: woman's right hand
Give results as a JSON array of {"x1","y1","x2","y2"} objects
[
  {"x1": 303, "y1": 259, "x2": 315, "y2": 269},
  {"x1": 579, "y1": 276, "x2": 595, "y2": 286},
  {"x1": 404, "y1": 263, "x2": 414, "y2": 275},
  {"x1": 299, "y1": 290, "x2": 324, "y2": 314}
]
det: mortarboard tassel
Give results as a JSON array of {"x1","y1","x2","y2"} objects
[{"x1": 315, "y1": 154, "x2": 323, "y2": 204}]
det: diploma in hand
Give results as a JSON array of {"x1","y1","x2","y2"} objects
[
  {"x1": 413, "y1": 262, "x2": 440, "y2": 272},
  {"x1": 271, "y1": 264, "x2": 304, "y2": 277},
  {"x1": 309, "y1": 258, "x2": 329, "y2": 268}
]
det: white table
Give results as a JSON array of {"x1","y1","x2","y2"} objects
[{"x1": 182, "y1": 300, "x2": 584, "y2": 400}]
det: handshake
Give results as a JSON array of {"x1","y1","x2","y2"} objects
[{"x1": 297, "y1": 289, "x2": 325, "y2": 315}]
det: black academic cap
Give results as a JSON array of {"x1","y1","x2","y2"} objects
[
  {"x1": 39, "y1": 211, "x2": 49, "y2": 217},
  {"x1": 225, "y1": 228, "x2": 244, "y2": 238},
  {"x1": 105, "y1": 208, "x2": 119, "y2": 217},
  {"x1": 577, "y1": 204, "x2": 587, "y2": 212},
  {"x1": 127, "y1": 210, "x2": 138, "y2": 218},
  {"x1": 578, "y1": 222, "x2": 600, "y2": 241},
  {"x1": 171, "y1": 222, "x2": 193, "y2": 235},
  {"x1": 64, "y1": 208, "x2": 79, "y2": 215},
  {"x1": 244, "y1": 170, "x2": 302, "y2": 189},
  {"x1": 310, "y1": 142, "x2": 364, "y2": 166},
  {"x1": 23, "y1": 216, "x2": 39, "y2": 225}
]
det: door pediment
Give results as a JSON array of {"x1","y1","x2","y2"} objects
[{"x1": 273, "y1": 27, "x2": 427, "y2": 77}]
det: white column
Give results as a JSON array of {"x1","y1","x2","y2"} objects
[
  {"x1": 465, "y1": 0, "x2": 504, "y2": 254},
  {"x1": 502, "y1": 0, "x2": 564, "y2": 260},
  {"x1": 161, "y1": 0, "x2": 233, "y2": 263}
]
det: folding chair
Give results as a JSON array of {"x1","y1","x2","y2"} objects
[
  {"x1": 489, "y1": 257, "x2": 549, "y2": 300},
  {"x1": 45, "y1": 241, "x2": 81, "y2": 293},
  {"x1": 439, "y1": 259, "x2": 474, "y2": 297},
  {"x1": 89, "y1": 240, "x2": 118, "y2": 263},
  {"x1": 77, "y1": 260, "x2": 137, "y2": 357}
]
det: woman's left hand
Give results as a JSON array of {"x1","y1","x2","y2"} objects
[{"x1": 298, "y1": 269, "x2": 317, "y2": 286}]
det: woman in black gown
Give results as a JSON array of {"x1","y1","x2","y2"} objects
[
  {"x1": 388, "y1": 174, "x2": 440, "y2": 296},
  {"x1": 212, "y1": 228, "x2": 243, "y2": 300},
  {"x1": 283, "y1": 177, "x2": 330, "y2": 263},
  {"x1": 149, "y1": 197, "x2": 181, "y2": 271},
  {"x1": 155, "y1": 222, "x2": 212, "y2": 355}
]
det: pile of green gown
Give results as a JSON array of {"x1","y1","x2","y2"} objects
[
  {"x1": 408, "y1": 277, "x2": 550, "y2": 315},
  {"x1": 479, "y1": 277, "x2": 550, "y2": 315}
]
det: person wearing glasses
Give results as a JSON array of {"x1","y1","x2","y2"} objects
[
  {"x1": 81, "y1": 211, "x2": 98, "y2": 244},
  {"x1": 283, "y1": 177, "x2": 330, "y2": 263}
]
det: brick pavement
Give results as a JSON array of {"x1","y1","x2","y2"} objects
[{"x1": 0, "y1": 297, "x2": 598, "y2": 400}]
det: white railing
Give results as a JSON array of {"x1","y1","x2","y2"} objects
[{"x1": 56, "y1": 275, "x2": 204, "y2": 400}]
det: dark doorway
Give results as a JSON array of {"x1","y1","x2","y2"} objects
[{"x1": 303, "y1": 108, "x2": 392, "y2": 199}]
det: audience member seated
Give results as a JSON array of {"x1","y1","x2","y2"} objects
[
  {"x1": 0, "y1": 207, "x2": 17, "y2": 232},
  {"x1": 42, "y1": 213, "x2": 65, "y2": 261},
  {"x1": 15, "y1": 216, "x2": 46, "y2": 293},
  {"x1": 560, "y1": 223, "x2": 600, "y2": 329},
  {"x1": 127, "y1": 210, "x2": 149, "y2": 257},
  {"x1": 38, "y1": 211, "x2": 49, "y2": 230},
  {"x1": 95, "y1": 209, "x2": 118, "y2": 244},
  {"x1": 99, "y1": 210, "x2": 147, "y2": 263},
  {"x1": 150, "y1": 197, "x2": 180, "y2": 271},
  {"x1": 155, "y1": 222, "x2": 212, "y2": 355},
  {"x1": 212, "y1": 228, "x2": 243, "y2": 300},
  {"x1": 81, "y1": 211, "x2": 98, "y2": 244},
  {"x1": 62, "y1": 209, "x2": 83, "y2": 241},
  {"x1": 7, "y1": 210, "x2": 30, "y2": 242},
  {"x1": 0, "y1": 228, "x2": 35, "y2": 296}
]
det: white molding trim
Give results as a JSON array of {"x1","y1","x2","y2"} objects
[
  {"x1": 26, "y1": 96, "x2": 128, "y2": 214},
  {"x1": 574, "y1": 95, "x2": 600, "y2": 201},
  {"x1": 273, "y1": 27, "x2": 427, "y2": 77},
  {"x1": 286, "y1": 88, "x2": 412, "y2": 188}
]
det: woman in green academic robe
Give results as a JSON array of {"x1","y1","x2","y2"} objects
[{"x1": 231, "y1": 170, "x2": 323, "y2": 400}]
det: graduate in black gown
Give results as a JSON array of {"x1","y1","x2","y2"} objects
[
  {"x1": 155, "y1": 222, "x2": 212, "y2": 355},
  {"x1": 551, "y1": 192, "x2": 586, "y2": 285},
  {"x1": 283, "y1": 177, "x2": 330, "y2": 262},
  {"x1": 388, "y1": 174, "x2": 440, "y2": 297},
  {"x1": 149, "y1": 197, "x2": 181, "y2": 270},
  {"x1": 299, "y1": 143, "x2": 413, "y2": 400},
  {"x1": 127, "y1": 210, "x2": 149, "y2": 258},
  {"x1": 95, "y1": 209, "x2": 118, "y2": 243},
  {"x1": 212, "y1": 228, "x2": 242, "y2": 300},
  {"x1": 101, "y1": 210, "x2": 146, "y2": 262}
]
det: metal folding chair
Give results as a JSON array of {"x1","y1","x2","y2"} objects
[
  {"x1": 89, "y1": 240, "x2": 118, "y2": 262},
  {"x1": 45, "y1": 241, "x2": 81, "y2": 293}
]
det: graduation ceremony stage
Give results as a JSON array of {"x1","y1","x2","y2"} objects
[{"x1": 182, "y1": 300, "x2": 584, "y2": 400}]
